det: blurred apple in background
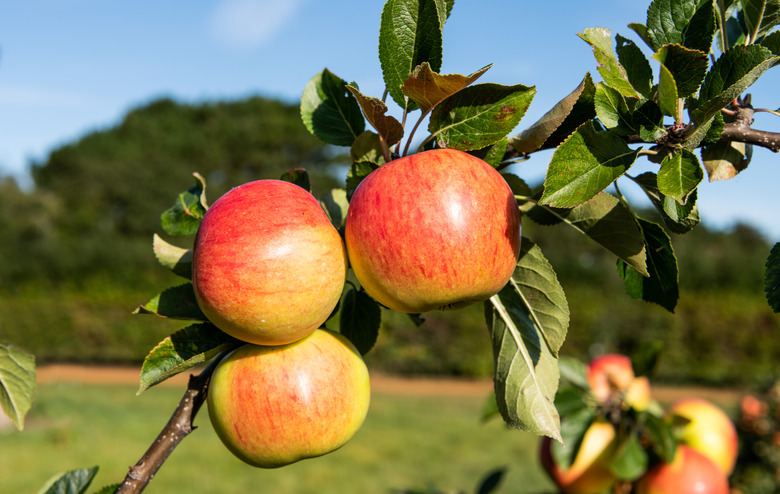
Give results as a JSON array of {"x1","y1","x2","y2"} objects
[
  {"x1": 586, "y1": 354, "x2": 650, "y2": 410},
  {"x1": 635, "y1": 445, "x2": 729, "y2": 494},
  {"x1": 670, "y1": 397, "x2": 739, "y2": 475},
  {"x1": 207, "y1": 330, "x2": 371, "y2": 468},
  {"x1": 539, "y1": 420, "x2": 617, "y2": 493},
  {"x1": 192, "y1": 179, "x2": 347, "y2": 345}
]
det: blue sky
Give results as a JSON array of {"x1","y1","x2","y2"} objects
[{"x1": 1, "y1": 0, "x2": 778, "y2": 239}]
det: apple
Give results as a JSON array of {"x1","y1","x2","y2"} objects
[
  {"x1": 635, "y1": 445, "x2": 729, "y2": 494},
  {"x1": 207, "y1": 329, "x2": 371, "y2": 468},
  {"x1": 670, "y1": 397, "x2": 739, "y2": 475},
  {"x1": 344, "y1": 148, "x2": 522, "y2": 314},
  {"x1": 539, "y1": 420, "x2": 617, "y2": 493},
  {"x1": 586, "y1": 354, "x2": 651, "y2": 410},
  {"x1": 192, "y1": 179, "x2": 348, "y2": 345},
  {"x1": 624, "y1": 376, "x2": 651, "y2": 411}
]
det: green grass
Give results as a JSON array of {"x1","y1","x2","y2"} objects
[{"x1": 0, "y1": 382, "x2": 554, "y2": 494}]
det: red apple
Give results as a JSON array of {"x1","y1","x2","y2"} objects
[
  {"x1": 344, "y1": 148, "x2": 522, "y2": 313},
  {"x1": 586, "y1": 354, "x2": 635, "y2": 403},
  {"x1": 670, "y1": 397, "x2": 739, "y2": 475},
  {"x1": 192, "y1": 179, "x2": 347, "y2": 345},
  {"x1": 539, "y1": 420, "x2": 617, "y2": 493},
  {"x1": 207, "y1": 329, "x2": 371, "y2": 468},
  {"x1": 635, "y1": 445, "x2": 729, "y2": 494}
]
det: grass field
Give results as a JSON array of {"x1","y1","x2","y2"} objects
[{"x1": 0, "y1": 379, "x2": 555, "y2": 494}]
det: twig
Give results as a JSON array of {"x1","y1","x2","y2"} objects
[{"x1": 115, "y1": 357, "x2": 223, "y2": 493}]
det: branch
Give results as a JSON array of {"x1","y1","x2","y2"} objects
[
  {"x1": 720, "y1": 107, "x2": 780, "y2": 153},
  {"x1": 115, "y1": 357, "x2": 222, "y2": 493}
]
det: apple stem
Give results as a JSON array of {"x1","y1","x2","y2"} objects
[{"x1": 115, "y1": 354, "x2": 226, "y2": 493}]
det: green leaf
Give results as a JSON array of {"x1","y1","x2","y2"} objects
[
  {"x1": 401, "y1": 62, "x2": 492, "y2": 114},
  {"x1": 469, "y1": 137, "x2": 509, "y2": 168},
  {"x1": 540, "y1": 121, "x2": 640, "y2": 208},
  {"x1": 538, "y1": 192, "x2": 649, "y2": 276},
  {"x1": 319, "y1": 188, "x2": 349, "y2": 232},
  {"x1": 509, "y1": 75, "x2": 592, "y2": 154},
  {"x1": 137, "y1": 323, "x2": 241, "y2": 394},
  {"x1": 617, "y1": 218, "x2": 679, "y2": 312},
  {"x1": 701, "y1": 139, "x2": 752, "y2": 181},
  {"x1": 628, "y1": 22, "x2": 654, "y2": 50},
  {"x1": 742, "y1": 0, "x2": 780, "y2": 41},
  {"x1": 350, "y1": 131, "x2": 386, "y2": 167},
  {"x1": 133, "y1": 283, "x2": 208, "y2": 321},
  {"x1": 616, "y1": 34, "x2": 654, "y2": 98},
  {"x1": 632, "y1": 172, "x2": 701, "y2": 234},
  {"x1": 38, "y1": 466, "x2": 99, "y2": 494},
  {"x1": 346, "y1": 86, "x2": 404, "y2": 148},
  {"x1": 0, "y1": 344, "x2": 36, "y2": 431},
  {"x1": 595, "y1": 83, "x2": 638, "y2": 136},
  {"x1": 657, "y1": 149, "x2": 704, "y2": 204},
  {"x1": 578, "y1": 28, "x2": 640, "y2": 98},
  {"x1": 91, "y1": 484, "x2": 122, "y2": 494},
  {"x1": 339, "y1": 288, "x2": 381, "y2": 356},
  {"x1": 346, "y1": 161, "x2": 379, "y2": 200},
  {"x1": 379, "y1": 0, "x2": 448, "y2": 111},
  {"x1": 633, "y1": 100, "x2": 666, "y2": 141},
  {"x1": 610, "y1": 433, "x2": 649, "y2": 481},
  {"x1": 152, "y1": 234, "x2": 192, "y2": 279},
  {"x1": 645, "y1": 0, "x2": 701, "y2": 50},
  {"x1": 301, "y1": 68, "x2": 365, "y2": 147},
  {"x1": 760, "y1": 29, "x2": 780, "y2": 55},
  {"x1": 691, "y1": 44, "x2": 779, "y2": 124},
  {"x1": 685, "y1": 0, "x2": 717, "y2": 53},
  {"x1": 429, "y1": 83, "x2": 536, "y2": 151},
  {"x1": 484, "y1": 240, "x2": 569, "y2": 440},
  {"x1": 558, "y1": 356, "x2": 590, "y2": 390},
  {"x1": 655, "y1": 61, "x2": 680, "y2": 117},
  {"x1": 543, "y1": 73, "x2": 598, "y2": 147},
  {"x1": 160, "y1": 172, "x2": 208, "y2": 236},
  {"x1": 279, "y1": 168, "x2": 311, "y2": 192},
  {"x1": 766, "y1": 242, "x2": 780, "y2": 312},
  {"x1": 475, "y1": 467, "x2": 508, "y2": 494},
  {"x1": 652, "y1": 44, "x2": 709, "y2": 98},
  {"x1": 486, "y1": 290, "x2": 562, "y2": 441},
  {"x1": 643, "y1": 412, "x2": 678, "y2": 463}
]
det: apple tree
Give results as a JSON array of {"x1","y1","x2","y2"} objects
[{"x1": 2, "y1": 0, "x2": 780, "y2": 492}]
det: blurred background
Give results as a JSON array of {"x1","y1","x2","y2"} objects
[{"x1": 0, "y1": 1, "x2": 778, "y2": 492}]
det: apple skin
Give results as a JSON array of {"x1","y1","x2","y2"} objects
[
  {"x1": 344, "y1": 149, "x2": 522, "y2": 314},
  {"x1": 670, "y1": 397, "x2": 739, "y2": 475},
  {"x1": 192, "y1": 179, "x2": 348, "y2": 345},
  {"x1": 635, "y1": 445, "x2": 729, "y2": 494},
  {"x1": 539, "y1": 420, "x2": 617, "y2": 494},
  {"x1": 586, "y1": 354, "x2": 635, "y2": 403},
  {"x1": 207, "y1": 329, "x2": 371, "y2": 468}
]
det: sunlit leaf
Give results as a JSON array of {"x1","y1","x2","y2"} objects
[
  {"x1": 429, "y1": 83, "x2": 536, "y2": 151},
  {"x1": 402, "y1": 62, "x2": 491, "y2": 114},
  {"x1": 594, "y1": 83, "x2": 637, "y2": 136},
  {"x1": 652, "y1": 44, "x2": 709, "y2": 98},
  {"x1": 701, "y1": 140, "x2": 753, "y2": 181},
  {"x1": 655, "y1": 61, "x2": 679, "y2": 117},
  {"x1": 645, "y1": 0, "x2": 700, "y2": 50},
  {"x1": 742, "y1": 0, "x2": 780, "y2": 42},
  {"x1": 0, "y1": 344, "x2": 36, "y2": 431},
  {"x1": 616, "y1": 34, "x2": 654, "y2": 98},
  {"x1": 152, "y1": 234, "x2": 192, "y2": 279},
  {"x1": 138, "y1": 323, "x2": 241, "y2": 394},
  {"x1": 766, "y1": 242, "x2": 780, "y2": 312},
  {"x1": 632, "y1": 172, "x2": 700, "y2": 234},
  {"x1": 379, "y1": 0, "x2": 448, "y2": 111},
  {"x1": 160, "y1": 172, "x2": 208, "y2": 236},
  {"x1": 578, "y1": 28, "x2": 640, "y2": 98},
  {"x1": 319, "y1": 188, "x2": 349, "y2": 232},
  {"x1": 484, "y1": 240, "x2": 568, "y2": 440},
  {"x1": 543, "y1": 73, "x2": 597, "y2": 148},
  {"x1": 339, "y1": 288, "x2": 381, "y2": 355},
  {"x1": 301, "y1": 68, "x2": 365, "y2": 147},
  {"x1": 346, "y1": 86, "x2": 404, "y2": 148},
  {"x1": 350, "y1": 131, "x2": 386, "y2": 167},
  {"x1": 540, "y1": 121, "x2": 639, "y2": 208},
  {"x1": 691, "y1": 44, "x2": 779, "y2": 124},
  {"x1": 617, "y1": 219, "x2": 679, "y2": 312},
  {"x1": 657, "y1": 149, "x2": 703, "y2": 204}
]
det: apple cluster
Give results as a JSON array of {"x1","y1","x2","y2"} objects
[
  {"x1": 541, "y1": 353, "x2": 738, "y2": 493},
  {"x1": 191, "y1": 149, "x2": 522, "y2": 468}
]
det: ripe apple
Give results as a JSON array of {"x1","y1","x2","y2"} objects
[
  {"x1": 587, "y1": 354, "x2": 635, "y2": 403},
  {"x1": 539, "y1": 420, "x2": 617, "y2": 494},
  {"x1": 344, "y1": 148, "x2": 522, "y2": 314},
  {"x1": 635, "y1": 445, "x2": 729, "y2": 494},
  {"x1": 207, "y1": 329, "x2": 371, "y2": 468},
  {"x1": 670, "y1": 397, "x2": 739, "y2": 475},
  {"x1": 192, "y1": 179, "x2": 348, "y2": 345}
]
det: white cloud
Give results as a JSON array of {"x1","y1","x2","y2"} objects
[{"x1": 209, "y1": 0, "x2": 306, "y2": 50}]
